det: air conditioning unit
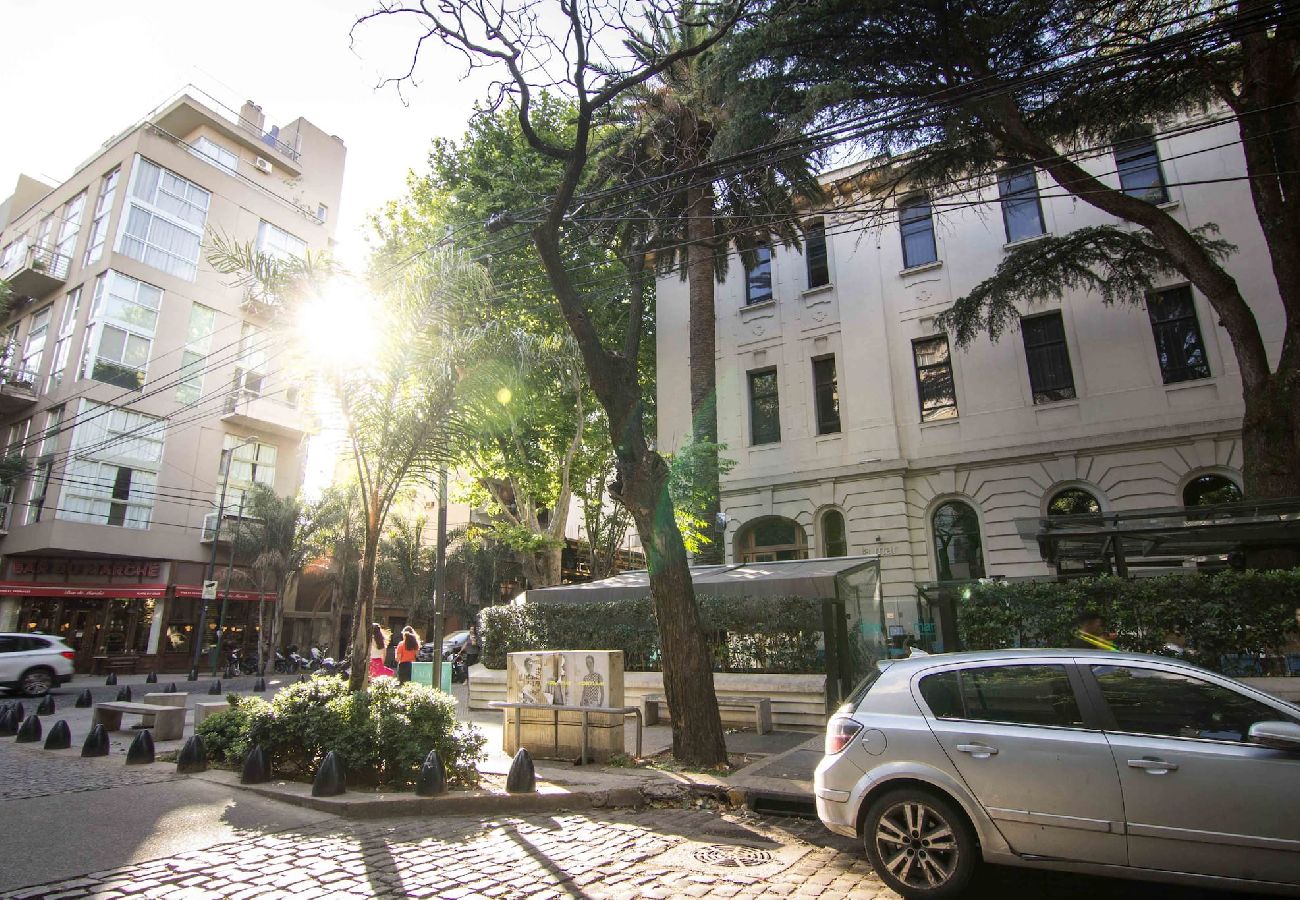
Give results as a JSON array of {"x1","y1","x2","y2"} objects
[{"x1": 253, "y1": 157, "x2": 273, "y2": 175}]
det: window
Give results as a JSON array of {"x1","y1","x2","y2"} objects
[
  {"x1": 256, "y1": 220, "x2": 307, "y2": 262},
  {"x1": 1020, "y1": 312, "x2": 1076, "y2": 403},
  {"x1": 899, "y1": 197, "x2": 938, "y2": 268},
  {"x1": 745, "y1": 245, "x2": 773, "y2": 305},
  {"x1": 932, "y1": 500, "x2": 985, "y2": 580},
  {"x1": 20, "y1": 306, "x2": 52, "y2": 382},
  {"x1": 117, "y1": 156, "x2": 210, "y2": 281},
  {"x1": 1115, "y1": 129, "x2": 1168, "y2": 204},
  {"x1": 82, "y1": 271, "x2": 162, "y2": 389},
  {"x1": 803, "y1": 218, "x2": 830, "y2": 288},
  {"x1": 316, "y1": 204, "x2": 328, "y2": 223},
  {"x1": 1183, "y1": 474, "x2": 1242, "y2": 507},
  {"x1": 54, "y1": 190, "x2": 87, "y2": 268},
  {"x1": 921, "y1": 665, "x2": 1084, "y2": 728},
  {"x1": 748, "y1": 368, "x2": 781, "y2": 445},
  {"x1": 998, "y1": 166, "x2": 1045, "y2": 243},
  {"x1": 25, "y1": 407, "x2": 62, "y2": 525},
  {"x1": 57, "y1": 400, "x2": 165, "y2": 529},
  {"x1": 821, "y1": 509, "x2": 848, "y2": 557},
  {"x1": 1146, "y1": 286, "x2": 1210, "y2": 384},
  {"x1": 1047, "y1": 487, "x2": 1101, "y2": 517},
  {"x1": 737, "y1": 517, "x2": 808, "y2": 563},
  {"x1": 812, "y1": 355, "x2": 840, "y2": 435},
  {"x1": 48, "y1": 287, "x2": 81, "y2": 392},
  {"x1": 6, "y1": 418, "x2": 30, "y2": 456},
  {"x1": 1092, "y1": 665, "x2": 1297, "y2": 742},
  {"x1": 190, "y1": 136, "x2": 238, "y2": 174},
  {"x1": 913, "y1": 336, "x2": 957, "y2": 421},
  {"x1": 83, "y1": 167, "x2": 120, "y2": 266},
  {"x1": 222, "y1": 435, "x2": 277, "y2": 510},
  {"x1": 177, "y1": 303, "x2": 218, "y2": 404}
]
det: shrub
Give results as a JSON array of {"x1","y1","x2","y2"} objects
[
  {"x1": 202, "y1": 678, "x2": 485, "y2": 788},
  {"x1": 479, "y1": 594, "x2": 825, "y2": 672},
  {"x1": 195, "y1": 694, "x2": 270, "y2": 763},
  {"x1": 956, "y1": 570, "x2": 1300, "y2": 671}
]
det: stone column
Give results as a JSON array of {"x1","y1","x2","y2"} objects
[
  {"x1": 146, "y1": 598, "x2": 165, "y2": 654},
  {"x1": 0, "y1": 598, "x2": 18, "y2": 631}
]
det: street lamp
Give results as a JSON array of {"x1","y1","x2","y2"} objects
[{"x1": 189, "y1": 435, "x2": 261, "y2": 680}]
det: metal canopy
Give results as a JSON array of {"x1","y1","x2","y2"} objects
[
  {"x1": 524, "y1": 555, "x2": 882, "y2": 604},
  {"x1": 1018, "y1": 499, "x2": 1300, "y2": 573}
]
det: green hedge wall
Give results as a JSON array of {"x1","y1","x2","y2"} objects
[
  {"x1": 957, "y1": 570, "x2": 1300, "y2": 671},
  {"x1": 479, "y1": 595, "x2": 825, "y2": 673}
]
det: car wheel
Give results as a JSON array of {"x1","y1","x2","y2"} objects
[
  {"x1": 19, "y1": 667, "x2": 54, "y2": 698},
  {"x1": 862, "y1": 788, "x2": 977, "y2": 899}
]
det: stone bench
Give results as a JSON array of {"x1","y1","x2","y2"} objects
[
  {"x1": 139, "y1": 693, "x2": 187, "y2": 727},
  {"x1": 642, "y1": 694, "x2": 773, "y2": 734},
  {"x1": 93, "y1": 701, "x2": 184, "y2": 741},
  {"x1": 194, "y1": 701, "x2": 232, "y2": 727}
]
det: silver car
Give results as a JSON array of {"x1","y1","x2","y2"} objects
[{"x1": 815, "y1": 649, "x2": 1300, "y2": 897}]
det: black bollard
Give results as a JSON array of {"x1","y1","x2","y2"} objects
[
  {"x1": 36, "y1": 695, "x2": 55, "y2": 716},
  {"x1": 208, "y1": 680, "x2": 222, "y2": 696},
  {"x1": 125, "y1": 729, "x2": 155, "y2": 765},
  {"x1": 165, "y1": 683, "x2": 177, "y2": 694},
  {"x1": 252, "y1": 677, "x2": 266, "y2": 692},
  {"x1": 177, "y1": 735, "x2": 208, "y2": 774},
  {"x1": 312, "y1": 750, "x2": 346, "y2": 797},
  {"x1": 81, "y1": 723, "x2": 109, "y2": 757},
  {"x1": 415, "y1": 749, "x2": 447, "y2": 797},
  {"x1": 44, "y1": 720, "x2": 71, "y2": 750},
  {"x1": 10, "y1": 701, "x2": 23, "y2": 722},
  {"x1": 240, "y1": 745, "x2": 270, "y2": 784},
  {"x1": 15, "y1": 714, "x2": 41, "y2": 743},
  {"x1": 115, "y1": 686, "x2": 132, "y2": 703},
  {"x1": 506, "y1": 748, "x2": 536, "y2": 794},
  {"x1": 105, "y1": 672, "x2": 117, "y2": 686},
  {"x1": 187, "y1": 667, "x2": 198, "y2": 682},
  {"x1": 145, "y1": 672, "x2": 158, "y2": 684},
  {"x1": 75, "y1": 689, "x2": 93, "y2": 709},
  {"x1": 0, "y1": 708, "x2": 15, "y2": 738}
]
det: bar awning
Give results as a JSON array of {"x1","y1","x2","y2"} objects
[
  {"x1": 174, "y1": 585, "x2": 276, "y2": 602},
  {"x1": 0, "y1": 582, "x2": 168, "y2": 599}
]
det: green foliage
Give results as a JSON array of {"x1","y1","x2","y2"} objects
[
  {"x1": 480, "y1": 594, "x2": 826, "y2": 673},
  {"x1": 957, "y1": 571, "x2": 1300, "y2": 672},
  {"x1": 0, "y1": 453, "x2": 30, "y2": 487},
  {"x1": 667, "y1": 439, "x2": 735, "y2": 553},
  {"x1": 199, "y1": 678, "x2": 485, "y2": 787}
]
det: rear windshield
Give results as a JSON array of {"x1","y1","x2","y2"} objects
[{"x1": 839, "y1": 667, "x2": 885, "y2": 713}]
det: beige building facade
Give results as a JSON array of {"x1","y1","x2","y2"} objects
[
  {"x1": 0, "y1": 91, "x2": 345, "y2": 671},
  {"x1": 656, "y1": 111, "x2": 1279, "y2": 646}
]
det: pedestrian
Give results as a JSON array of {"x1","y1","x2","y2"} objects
[
  {"x1": 464, "y1": 626, "x2": 481, "y2": 667},
  {"x1": 395, "y1": 626, "x2": 420, "y2": 683},
  {"x1": 1072, "y1": 610, "x2": 1116, "y2": 650},
  {"x1": 368, "y1": 623, "x2": 394, "y2": 679}
]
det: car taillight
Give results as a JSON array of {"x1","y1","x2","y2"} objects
[
  {"x1": 60, "y1": 651, "x2": 75, "y2": 660},
  {"x1": 826, "y1": 717, "x2": 864, "y2": 755}
]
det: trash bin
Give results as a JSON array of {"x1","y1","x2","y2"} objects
[{"x1": 409, "y1": 661, "x2": 453, "y2": 693}]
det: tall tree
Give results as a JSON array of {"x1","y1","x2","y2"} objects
[
  {"x1": 377, "y1": 512, "x2": 434, "y2": 621},
  {"x1": 355, "y1": 0, "x2": 753, "y2": 764},
  {"x1": 733, "y1": 0, "x2": 1300, "y2": 513}
]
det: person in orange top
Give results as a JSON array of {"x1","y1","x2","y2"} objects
[{"x1": 395, "y1": 626, "x2": 421, "y2": 683}]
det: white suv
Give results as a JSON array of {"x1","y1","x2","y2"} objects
[{"x1": 0, "y1": 633, "x2": 75, "y2": 696}]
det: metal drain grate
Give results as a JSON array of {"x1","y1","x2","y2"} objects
[{"x1": 692, "y1": 845, "x2": 776, "y2": 868}]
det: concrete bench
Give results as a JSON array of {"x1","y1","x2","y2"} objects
[
  {"x1": 642, "y1": 694, "x2": 773, "y2": 734},
  {"x1": 194, "y1": 701, "x2": 232, "y2": 727},
  {"x1": 93, "y1": 701, "x2": 184, "y2": 741}
]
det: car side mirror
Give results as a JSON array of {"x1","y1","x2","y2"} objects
[{"x1": 1248, "y1": 720, "x2": 1300, "y2": 751}]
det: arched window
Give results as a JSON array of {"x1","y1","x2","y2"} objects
[
  {"x1": 738, "y1": 517, "x2": 808, "y2": 563},
  {"x1": 821, "y1": 510, "x2": 848, "y2": 558},
  {"x1": 1047, "y1": 487, "x2": 1101, "y2": 517},
  {"x1": 1183, "y1": 474, "x2": 1242, "y2": 507},
  {"x1": 932, "y1": 501, "x2": 985, "y2": 581}
]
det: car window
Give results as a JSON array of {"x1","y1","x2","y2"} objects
[
  {"x1": 0, "y1": 636, "x2": 20, "y2": 653},
  {"x1": 1092, "y1": 665, "x2": 1299, "y2": 742},
  {"x1": 919, "y1": 665, "x2": 1084, "y2": 727},
  {"x1": 23, "y1": 637, "x2": 50, "y2": 651}
]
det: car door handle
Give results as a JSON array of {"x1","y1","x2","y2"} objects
[
  {"x1": 955, "y1": 743, "x2": 999, "y2": 758},
  {"x1": 1127, "y1": 757, "x2": 1178, "y2": 774}
]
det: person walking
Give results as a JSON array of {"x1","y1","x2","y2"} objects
[
  {"x1": 368, "y1": 623, "x2": 394, "y2": 679},
  {"x1": 395, "y1": 626, "x2": 420, "y2": 683}
]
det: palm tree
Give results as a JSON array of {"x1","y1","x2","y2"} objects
[{"x1": 377, "y1": 512, "x2": 434, "y2": 623}]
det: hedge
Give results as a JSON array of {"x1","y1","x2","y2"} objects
[
  {"x1": 957, "y1": 570, "x2": 1300, "y2": 671},
  {"x1": 479, "y1": 595, "x2": 825, "y2": 673}
]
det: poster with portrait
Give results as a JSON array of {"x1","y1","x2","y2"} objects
[
  {"x1": 508, "y1": 652, "x2": 549, "y2": 705},
  {"x1": 560, "y1": 650, "x2": 623, "y2": 709}
]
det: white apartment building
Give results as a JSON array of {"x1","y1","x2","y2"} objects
[
  {"x1": 656, "y1": 112, "x2": 1282, "y2": 646},
  {"x1": 0, "y1": 91, "x2": 345, "y2": 672}
]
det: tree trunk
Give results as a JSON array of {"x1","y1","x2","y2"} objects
[
  {"x1": 531, "y1": 544, "x2": 563, "y2": 587},
  {"x1": 1241, "y1": 368, "x2": 1300, "y2": 567},
  {"x1": 686, "y1": 183, "x2": 723, "y2": 564},
  {"x1": 347, "y1": 526, "x2": 380, "y2": 691}
]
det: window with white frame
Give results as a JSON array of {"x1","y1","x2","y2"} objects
[
  {"x1": 83, "y1": 167, "x2": 120, "y2": 266},
  {"x1": 25, "y1": 406, "x2": 63, "y2": 525},
  {"x1": 189, "y1": 136, "x2": 239, "y2": 174},
  {"x1": 47, "y1": 287, "x2": 82, "y2": 392},
  {"x1": 82, "y1": 270, "x2": 162, "y2": 389},
  {"x1": 20, "y1": 306, "x2": 52, "y2": 382},
  {"x1": 177, "y1": 303, "x2": 218, "y2": 404},
  {"x1": 117, "y1": 156, "x2": 210, "y2": 281},
  {"x1": 234, "y1": 321, "x2": 268, "y2": 399},
  {"x1": 5, "y1": 418, "x2": 31, "y2": 457},
  {"x1": 255, "y1": 220, "x2": 307, "y2": 262},
  {"x1": 54, "y1": 191, "x2": 86, "y2": 268},
  {"x1": 221, "y1": 434, "x2": 277, "y2": 511},
  {"x1": 58, "y1": 400, "x2": 165, "y2": 529},
  {"x1": 899, "y1": 196, "x2": 938, "y2": 269}
]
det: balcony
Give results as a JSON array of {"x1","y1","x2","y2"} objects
[
  {"x1": 0, "y1": 363, "x2": 39, "y2": 415},
  {"x1": 200, "y1": 510, "x2": 263, "y2": 544},
  {"x1": 1, "y1": 243, "x2": 69, "y2": 300},
  {"x1": 221, "y1": 390, "x2": 313, "y2": 437}
]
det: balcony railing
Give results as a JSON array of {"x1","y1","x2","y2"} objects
[{"x1": 0, "y1": 242, "x2": 70, "y2": 298}]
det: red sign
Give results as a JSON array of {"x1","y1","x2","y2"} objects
[
  {"x1": 8, "y1": 559, "x2": 163, "y2": 579},
  {"x1": 174, "y1": 585, "x2": 277, "y2": 603},
  {"x1": 0, "y1": 582, "x2": 168, "y2": 599}
]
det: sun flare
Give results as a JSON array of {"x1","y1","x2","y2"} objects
[{"x1": 295, "y1": 279, "x2": 383, "y2": 371}]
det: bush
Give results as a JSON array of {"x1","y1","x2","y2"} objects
[
  {"x1": 199, "y1": 678, "x2": 485, "y2": 788},
  {"x1": 479, "y1": 594, "x2": 825, "y2": 672},
  {"x1": 957, "y1": 570, "x2": 1300, "y2": 671}
]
